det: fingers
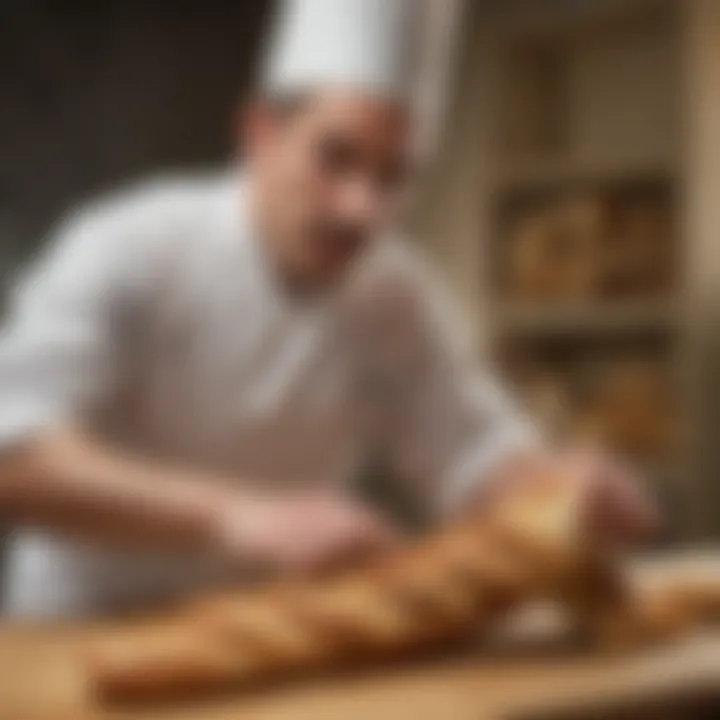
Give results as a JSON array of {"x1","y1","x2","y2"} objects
[
  {"x1": 570, "y1": 452, "x2": 660, "y2": 545},
  {"x1": 507, "y1": 447, "x2": 660, "y2": 545},
  {"x1": 472, "y1": 448, "x2": 661, "y2": 547},
  {"x1": 274, "y1": 497, "x2": 401, "y2": 577},
  {"x1": 591, "y1": 459, "x2": 660, "y2": 543}
]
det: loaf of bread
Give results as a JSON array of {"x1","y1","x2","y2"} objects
[
  {"x1": 507, "y1": 213, "x2": 567, "y2": 301},
  {"x1": 587, "y1": 565, "x2": 720, "y2": 651},
  {"x1": 88, "y1": 474, "x2": 719, "y2": 703},
  {"x1": 506, "y1": 193, "x2": 607, "y2": 302},
  {"x1": 602, "y1": 198, "x2": 673, "y2": 299},
  {"x1": 89, "y1": 473, "x2": 604, "y2": 701},
  {"x1": 574, "y1": 359, "x2": 677, "y2": 459}
]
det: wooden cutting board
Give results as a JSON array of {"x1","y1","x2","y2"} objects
[{"x1": 1, "y1": 551, "x2": 718, "y2": 720}]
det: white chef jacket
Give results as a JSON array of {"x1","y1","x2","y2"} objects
[{"x1": 0, "y1": 169, "x2": 537, "y2": 618}]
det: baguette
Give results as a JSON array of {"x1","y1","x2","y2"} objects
[
  {"x1": 88, "y1": 474, "x2": 720, "y2": 703},
  {"x1": 90, "y1": 473, "x2": 599, "y2": 701}
]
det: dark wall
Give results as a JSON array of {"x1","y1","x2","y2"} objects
[{"x1": 0, "y1": 0, "x2": 273, "y2": 278}]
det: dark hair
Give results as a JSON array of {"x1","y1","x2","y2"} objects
[{"x1": 257, "y1": 90, "x2": 311, "y2": 119}]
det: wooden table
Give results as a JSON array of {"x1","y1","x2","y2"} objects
[{"x1": 1, "y1": 552, "x2": 718, "y2": 720}]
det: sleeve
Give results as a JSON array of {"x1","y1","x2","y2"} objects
[
  {"x1": 371, "y1": 260, "x2": 542, "y2": 521},
  {"x1": 0, "y1": 202, "x2": 148, "y2": 449}
]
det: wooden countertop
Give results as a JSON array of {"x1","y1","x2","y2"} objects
[{"x1": 1, "y1": 551, "x2": 718, "y2": 720}]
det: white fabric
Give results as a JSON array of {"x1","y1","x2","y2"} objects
[
  {"x1": 0, "y1": 170, "x2": 537, "y2": 618},
  {"x1": 262, "y1": 0, "x2": 419, "y2": 101}
]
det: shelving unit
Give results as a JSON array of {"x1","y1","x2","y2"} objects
[
  {"x1": 468, "y1": 0, "x2": 690, "y2": 539},
  {"x1": 421, "y1": 0, "x2": 720, "y2": 538}
]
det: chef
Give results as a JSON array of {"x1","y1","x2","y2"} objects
[{"x1": 0, "y1": 0, "x2": 655, "y2": 618}]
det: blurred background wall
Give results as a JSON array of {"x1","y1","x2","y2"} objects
[
  {"x1": 1, "y1": 0, "x2": 718, "y2": 547},
  {"x1": 0, "y1": 0, "x2": 272, "y2": 276}
]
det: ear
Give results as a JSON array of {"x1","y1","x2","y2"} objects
[{"x1": 239, "y1": 100, "x2": 280, "y2": 161}]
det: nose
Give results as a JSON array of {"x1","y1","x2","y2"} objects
[{"x1": 336, "y1": 178, "x2": 383, "y2": 226}]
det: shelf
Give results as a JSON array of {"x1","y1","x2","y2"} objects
[
  {"x1": 489, "y1": 0, "x2": 672, "y2": 46},
  {"x1": 494, "y1": 300, "x2": 677, "y2": 339},
  {"x1": 491, "y1": 156, "x2": 677, "y2": 194}
]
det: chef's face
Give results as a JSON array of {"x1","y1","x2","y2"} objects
[{"x1": 245, "y1": 90, "x2": 412, "y2": 289}]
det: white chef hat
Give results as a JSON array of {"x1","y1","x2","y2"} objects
[{"x1": 261, "y1": 0, "x2": 420, "y2": 103}]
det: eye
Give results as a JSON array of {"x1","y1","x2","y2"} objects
[
  {"x1": 377, "y1": 157, "x2": 409, "y2": 192},
  {"x1": 316, "y1": 135, "x2": 359, "y2": 176}
]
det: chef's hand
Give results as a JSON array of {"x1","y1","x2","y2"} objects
[
  {"x1": 569, "y1": 450, "x2": 659, "y2": 543},
  {"x1": 211, "y1": 491, "x2": 400, "y2": 576},
  {"x1": 483, "y1": 448, "x2": 660, "y2": 546}
]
